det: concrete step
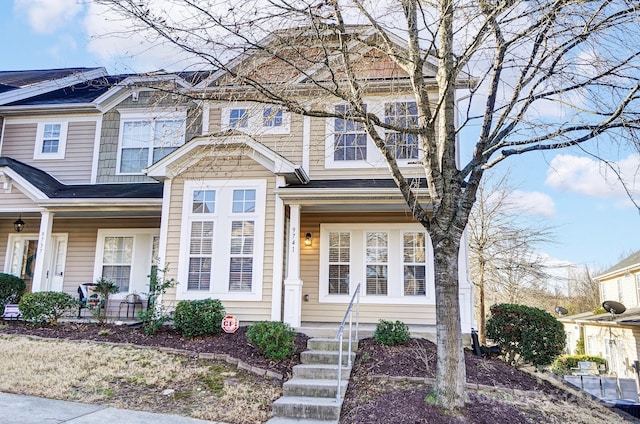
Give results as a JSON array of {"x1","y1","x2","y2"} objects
[
  {"x1": 272, "y1": 396, "x2": 343, "y2": 421},
  {"x1": 265, "y1": 417, "x2": 338, "y2": 424},
  {"x1": 307, "y1": 338, "x2": 358, "y2": 352},
  {"x1": 301, "y1": 350, "x2": 355, "y2": 366},
  {"x1": 283, "y1": 378, "x2": 348, "y2": 398},
  {"x1": 292, "y1": 364, "x2": 352, "y2": 380}
]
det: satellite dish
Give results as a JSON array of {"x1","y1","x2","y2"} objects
[
  {"x1": 602, "y1": 300, "x2": 627, "y2": 315},
  {"x1": 555, "y1": 306, "x2": 568, "y2": 316}
]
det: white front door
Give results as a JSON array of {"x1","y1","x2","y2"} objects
[{"x1": 5, "y1": 233, "x2": 68, "y2": 292}]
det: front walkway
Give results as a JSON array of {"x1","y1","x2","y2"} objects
[{"x1": 0, "y1": 392, "x2": 224, "y2": 424}]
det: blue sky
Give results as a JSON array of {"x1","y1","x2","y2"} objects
[{"x1": 2, "y1": 1, "x2": 639, "y2": 274}]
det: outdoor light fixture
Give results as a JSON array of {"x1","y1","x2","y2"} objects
[
  {"x1": 304, "y1": 232, "x2": 312, "y2": 246},
  {"x1": 13, "y1": 215, "x2": 25, "y2": 233}
]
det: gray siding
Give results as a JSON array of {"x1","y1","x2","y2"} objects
[{"x1": 96, "y1": 91, "x2": 202, "y2": 183}]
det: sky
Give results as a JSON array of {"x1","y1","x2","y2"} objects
[{"x1": 1, "y1": 0, "x2": 640, "y2": 277}]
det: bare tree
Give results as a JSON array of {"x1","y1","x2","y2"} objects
[
  {"x1": 95, "y1": 0, "x2": 640, "y2": 409},
  {"x1": 468, "y1": 171, "x2": 555, "y2": 343},
  {"x1": 565, "y1": 265, "x2": 602, "y2": 313}
]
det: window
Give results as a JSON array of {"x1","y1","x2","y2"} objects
[
  {"x1": 179, "y1": 180, "x2": 266, "y2": 301},
  {"x1": 101, "y1": 236, "x2": 133, "y2": 292},
  {"x1": 366, "y1": 232, "x2": 388, "y2": 295},
  {"x1": 320, "y1": 224, "x2": 433, "y2": 303},
  {"x1": 94, "y1": 229, "x2": 159, "y2": 296},
  {"x1": 117, "y1": 109, "x2": 186, "y2": 174},
  {"x1": 328, "y1": 232, "x2": 350, "y2": 295},
  {"x1": 403, "y1": 232, "x2": 426, "y2": 295},
  {"x1": 232, "y1": 189, "x2": 256, "y2": 213},
  {"x1": 229, "y1": 221, "x2": 254, "y2": 292},
  {"x1": 263, "y1": 108, "x2": 283, "y2": 127},
  {"x1": 385, "y1": 101, "x2": 419, "y2": 159},
  {"x1": 334, "y1": 104, "x2": 366, "y2": 161},
  {"x1": 221, "y1": 104, "x2": 290, "y2": 134},
  {"x1": 230, "y1": 108, "x2": 248, "y2": 128},
  {"x1": 34, "y1": 122, "x2": 68, "y2": 159},
  {"x1": 188, "y1": 221, "x2": 214, "y2": 290}
]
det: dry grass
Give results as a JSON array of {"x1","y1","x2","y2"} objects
[{"x1": 0, "y1": 335, "x2": 281, "y2": 424}]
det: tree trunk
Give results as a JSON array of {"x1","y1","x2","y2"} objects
[
  {"x1": 478, "y1": 268, "x2": 487, "y2": 345},
  {"x1": 431, "y1": 232, "x2": 467, "y2": 408}
]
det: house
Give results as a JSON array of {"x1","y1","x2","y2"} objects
[
  {"x1": 562, "y1": 250, "x2": 640, "y2": 383},
  {"x1": 0, "y1": 27, "x2": 475, "y2": 337}
]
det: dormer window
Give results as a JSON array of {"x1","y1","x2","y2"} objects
[
  {"x1": 229, "y1": 108, "x2": 248, "y2": 128},
  {"x1": 220, "y1": 103, "x2": 290, "y2": 134},
  {"x1": 34, "y1": 121, "x2": 68, "y2": 160},
  {"x1": 117, "y1": 108, "x2": 186, "y2": 175}
]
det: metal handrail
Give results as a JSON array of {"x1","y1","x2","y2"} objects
[{"x1": 335, "y1": 283, "x2": 361, "y2": 402}]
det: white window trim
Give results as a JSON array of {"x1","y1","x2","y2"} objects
[
  {"x1": 324, "y1": 95, "x2": 423, "y2": 169},
  {"x1": 93, "y1": 228, "x2": 159, "y2": 299},
  {"x1": 34, "y1": 121, "x2": 68, "y2": 160},
  {"x1": 116, "y1": 107, "x2": 187, "y2": 175},
  {"x1": 220, "y1": 102, "x2": 291, "y2": 135},
  {"x1": 177, "y1": 179, "x2": 266, "y2": 301},
  {"x1": 319, "y1": 223, "x2": 434, "y2": 304}
]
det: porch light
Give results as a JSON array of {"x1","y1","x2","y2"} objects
[
  {"x1": 13, "y1": 215, "x2": 25, "y2": 233},
  {"x1": 304, "y1": 232, "x2": 312, "y2": 246}
]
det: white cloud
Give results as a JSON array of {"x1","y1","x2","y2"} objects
[
  {"x1": 507, "y1": 190, "x2": 556, "y2": 217},
  {"x1": 545, "y1": 153, "x2": 640, "y2": 206},
  {"x1": 14, "y1": 0, "x2": 83, "y2": 35},
  {"x1": 83, "y1": 2, "x2": 207, "y2": 73}
]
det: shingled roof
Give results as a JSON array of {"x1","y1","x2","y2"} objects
[{"x1": 0, "y1": 157, "x2": 163, "y2": 199}]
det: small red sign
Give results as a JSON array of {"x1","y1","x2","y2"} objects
[{"x1": 221, "y1": 315, "x2": 239, "y2": 333}]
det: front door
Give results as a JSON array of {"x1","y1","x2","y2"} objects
[{"x1": 5, "y1": 233, "x2": 68, "y2": 292}]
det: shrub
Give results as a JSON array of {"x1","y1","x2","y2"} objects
[
  {"x1": 18, "y1": 291, "x2": 77, "y2": 324},
  {"x1": 0, "y1": 273, "x2": 26, "y2": 309},
  {"x1": 551, "y1": 354, "x2": 607, "y2": 377},
  {"x1": 173, "y1": 298, "x2": 225, "y2": 338},
  {"x1": 486, "y1": 303, "x2": 566, "y2": 368},
  {"x1": 246, "y1": 321, "x2": 296, "y2": 360},
  {"x1": 374, "y1": 319, "x2": 411, "y2": 346}
]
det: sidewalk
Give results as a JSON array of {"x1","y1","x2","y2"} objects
[{"x1": 0, "y1": 392, "x2": 225, "y2": 424}]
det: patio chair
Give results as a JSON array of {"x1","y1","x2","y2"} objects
[{"x1": 2, "y1": 304, "x2": 21, "y2": 320}]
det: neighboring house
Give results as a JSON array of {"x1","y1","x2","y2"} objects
[
  {"x1": 0, "y1": 27, "x2": 475, "y2": 336},
  {"x1": 562, "y1": 250, "x2": 640, "y2": 382}
]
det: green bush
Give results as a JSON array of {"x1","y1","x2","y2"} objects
[
  {"x1": 0, "y1": 273, "x2": 26, "y2": 309},
  {"x1": 551, "y1": 354, "x2": 607, "y2": 377},
  {"x1": 246, "y1": 321, "x2": 296, "y2": 360},
  {"x1": 173, "y1": 298, "x2": 225, "y2": 338},
  {"x1": 18, "y1": 291, "x2": 77, "y2": 324},
  {"x1": 374, "y1": 319, "x2": 411, "y2": 346},
  {"x1": 486, "y1": 303, "x2": 566, "y2": 368}
]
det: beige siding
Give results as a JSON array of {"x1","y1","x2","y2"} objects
[
  {"x1": 2, "y1": 121, "x2": 96, "y2": 184},
  {"x1": 300, "y1": 212, "x2": 437, "y2": 325},
  {"x1": 206, "y1": 105, "x2": 304, "y2": 165},
  {"x1": 2, "y1": 123, "x2": 36, "y2": 159},
  {"x1": 162, "y1": 156, "x2": 276, "y2": 322},
  {"x1": 601, "y1": 274, "x2": 638, "y2": 307},
  {"x1": 0, "y1": 185, "x2": 38, "y2": 207},
  {"x1": 583, "y1": 324, "x2": 639, "y2": 379}
]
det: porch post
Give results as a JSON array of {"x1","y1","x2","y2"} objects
[
  {"x1": 31, "y1": 210, "x2": 54, "y2": 292},
  {"x1": 283, "y1": 204, "x2": 302, "y2": 328}
]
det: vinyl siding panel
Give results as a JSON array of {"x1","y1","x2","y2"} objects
[
  {"x1": 0, "y1": 185, "x2": 38, "y2": 208},
  {"x1": 162, "y1": 156, "x2": 276, "y2": 322},
  {"x1": 2, "y1": 120, "x2": 97, "y2": 184},
  {"x1": 300, "y1": 212, "x2": 437, "y2": 325}
]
